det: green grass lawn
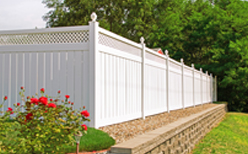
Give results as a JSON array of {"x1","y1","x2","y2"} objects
[
  {"x1": 62, "y1": 127, "x2": 115, "y2": 153},
  {"x1": 192, "y1": 112, "x2": 248, "y2": 154}
]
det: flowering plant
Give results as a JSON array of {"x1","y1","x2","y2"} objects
[{"x1": 0, "y1": 87, "x2": 90, "y2": 154}]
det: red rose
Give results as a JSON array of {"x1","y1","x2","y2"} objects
[
  {"x1": 39, "y1": 96, "x2": 48, "y2": 105},
  {"x1": 21, "y1": 86, "x2": 24, "y2": 90},
  {"x1": 27, "y1": 96, "x2": 30, "y2": 99},
  {"x1": 58, "y1": 90, "x2": 61, "y2": 94},
  {"x1": 31, "y1": 98, "x2": 39, "y2": 105},
  {"x1": 7, "y1": 107, "x2": 12, "y2": 111},
  {"x1": 4, "y1": 96, "x2": 7, "y2": 100},
  {"x1": 68, "y1": 101, "x2": 71, "y2": 104},
  {"x1": 71, "y1": 102, "x2": 74, "y2": 105},
  {"x1": 81, "y1": 110, "x2": 90, "y2": 117},
  {"x1": 83, "y1": 106, "x2": 86, "y2": 109},
  {"x1": 17, "y1": 103, "x2": 20, "y2": 106},
  {"x1": 48, "y1": 103, "x2": 56, "y2": 108},
  {"x1": 81, "y1": 124, "x2": 87, "y2": 131},
  {"x1": 26, "y1": 113, "x2": 33, "y2": 120},
  {"x1": 40, "y1": 88, "x2": 45, "y2": 93},
  {"x1": 44, "y1": 110, "x2": 48, "y2": 113},
  {"x1": 7, "y1": 108, "x2": 13, "y2": 114},
  {"x1": 65, "y1": 95, "x2": 70, "y2": 99},
  {"x1": 50, "y1": 99, "x2": 53, "y2": 101}
]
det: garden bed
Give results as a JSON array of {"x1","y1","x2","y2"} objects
[{"x1": 99, "y1": 103, "x2": 217, "y2": 144}]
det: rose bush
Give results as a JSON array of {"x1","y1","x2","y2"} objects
[{"x1": 0, "y1": 87, "x2": 90, "y2": 154}]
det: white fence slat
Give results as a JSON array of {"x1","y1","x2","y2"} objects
[
  {"x1": 52, "y1": 52, "x2": 60, "y2": 97},
  {"x1": 112, "y1": 55, "x2": 117, "y2": 118},
  {"x1": 120, "y1": 58, "x2": 126, "y2": 116},
  {"x1": 45, "y1": 53, "x2": 52, "y2": 95},
  {"x1": 29, "y1": 53, "x2": 38, "y2": 95},
  {"x1": 58, "y1": 52, "x2": 67, "y2": 103},
  {"x1": 105, "y1": 54, "x2": 110, "y2": 118},
  {"x1": 74, "y1": 51, "x2": 83, "y2": 110},
  {"x1": 66, "y1": 52, "x2": 74, "y2": 103},
  {"x1": 0, "y1": 54, "x2": 3, "y2": 112},
  {"x1": 4, "y1": 54, "x2": 10, "y2": 110},
  {"x1": 11, "y1": 54, "x2": 17, "y2": 107},
  {"x1": 116, "y1": 56, "x2": 119, "y2": 117}
]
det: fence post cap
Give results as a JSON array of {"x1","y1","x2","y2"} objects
[
  {"x1": 165, "y1": 50, "x2": 169, "y2": 57},
  {"x1": 91, "y1": 12, "x2": 97, "y2": 21},
  {"x1": 180, "y1": 58, "x2": 184, "y2": 63},
  {"x1": 140, "y1": 37, "x2": 145, "y2": 44},
  {"x1": 200, "y1": 68, "x2": 202, "y2": 72},
  {"x1": 206, "y1": 71, "x2": 208, "y2": 74},
  {"x1": 191, "y1": 63, "x2": 194, "y2": 68}
]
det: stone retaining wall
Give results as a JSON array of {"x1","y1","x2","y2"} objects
[{"x1": 110, "y1": 104, "x2": 227, "y2": 154}]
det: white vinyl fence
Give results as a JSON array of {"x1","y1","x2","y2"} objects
[{"x1": 0, "y1": 13, "x2": 217, "y2": 128}]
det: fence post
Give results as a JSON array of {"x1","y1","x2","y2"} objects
[
  {"x1": 140, "y1": 37, "x2": 146, "y2": 120},
  {"x1": 210, "y1": 73, "x2": 213, "y2": 103},
  {"x1": 200, "y1": 68, "x2": 203, "y2": 105},
  {"x1": 165, "y1": 50, "x2": 170, "y2": 113},
  {"x1": 192, "y1": 64, "x2": 195, "y2": 107},
  {"x1": 89, "y1": 12, "x2": 99, "y2": 128},
  {"x1": 206, "y1": 71, "x2": 208, "y2": 104},
  {"x1": 181, "y1": 58, "x2": 185, "y2": 109},
  {"x1": 215, "y1": 76, "x2": 217, "y2": 101}
]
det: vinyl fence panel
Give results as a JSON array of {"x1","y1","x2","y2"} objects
[{"x1": 0, "y1": 14, "x2": 217, "y2": 128}]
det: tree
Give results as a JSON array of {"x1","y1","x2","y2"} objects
[
  {"x1": 196, "y1": 0, "x2": 248, "y2": 111},
  {"x1": 42, "y1": 0, "x2": 161, "y2": 43},
  {"x1": 43, "y1": 0, "x2": 248, "y2": 112}
]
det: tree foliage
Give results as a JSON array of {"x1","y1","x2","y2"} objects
[{"x1": 43, "y1": 0, "x2": 248, "y2": 112}]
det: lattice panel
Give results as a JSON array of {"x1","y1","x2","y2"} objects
[
  {"x1": 98, "y1": 33, "x2": 141, "y2": 57},
  {"x1": 0, "y1": 30, "x2": 89, "y2": 45},
  {"x1": 146, "y1": 51, "x2": 166, "y2": 64}
]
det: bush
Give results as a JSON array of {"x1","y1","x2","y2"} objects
[{"x1": 0, "y1": 87, "x2": 90, "y2": 154}]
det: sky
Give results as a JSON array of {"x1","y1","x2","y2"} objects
[{"x1": 0, "y1": 0, "x2": 50, "y2": 31}]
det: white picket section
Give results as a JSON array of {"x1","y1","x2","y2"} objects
[
  {"x1": 96, "y1": 51, "x2": 142, "y2": 127},
  {"x1": 168, "y1": 60, "x2": 182, "y2": 111},
  {"x1": 0, "y1": 15, "x2": 217, "y2": 128},
  {"x1": 184, "y1": 66, "x2": 193, "y2": 107},
  {"x1": 194, "y1": 71, "x2": 202, "y2": 105},
  {"x1": 145, "y1": 62, "x2": 167, "y2": 116}
]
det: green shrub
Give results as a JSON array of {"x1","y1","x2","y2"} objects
[{"x1": 0, "y1": 87, "x2": 90, "y2": 154}]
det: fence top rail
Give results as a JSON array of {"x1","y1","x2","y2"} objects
[
  {"x1": 98, "y1": 27, "x2": 142, "y2": 49},
  {"x1": 168, "y1": 57, "x2": 182, "y2": 66},
  {"x1": 0, "y1": 25, "x2": 89, "y2": 35},
  {"x1": 184, "y1": 64, "x2": 193, "y2": 70}
]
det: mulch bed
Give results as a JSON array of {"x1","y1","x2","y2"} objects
[{"x1": 99, "y1": 103, "x2": 217, "y2": 144}]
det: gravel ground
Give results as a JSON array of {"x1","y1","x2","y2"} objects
[{"x1": 99, "y1": 103, "x2": 217, "y2": 144}]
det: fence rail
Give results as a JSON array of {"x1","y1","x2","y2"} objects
[{"x1": 0, "y1": 13, "x2": 217, "y2": 128}]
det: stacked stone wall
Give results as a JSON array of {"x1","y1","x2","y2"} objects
[
  {"x1": 146, "y1": 105, "x2": 226, "y2": 154},
  {"x1": 110, "y1": 104, "x2": 227, "y2": 154}
]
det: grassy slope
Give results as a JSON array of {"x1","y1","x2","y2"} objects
[{"x1": 192, "y1": 112, "x2": 248, "y2": 154}]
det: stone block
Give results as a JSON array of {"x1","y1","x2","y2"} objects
[{"x1": 150, "y1": 147, "x2": 159, "y2": 154}]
